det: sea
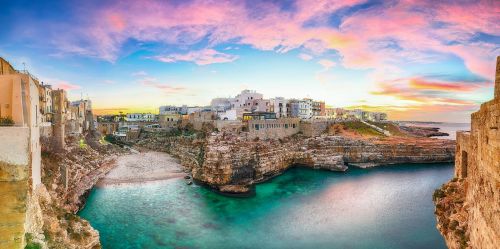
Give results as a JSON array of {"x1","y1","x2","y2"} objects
[{"x1": 79, "y1": 163, "x2": 453, "y2": 249}]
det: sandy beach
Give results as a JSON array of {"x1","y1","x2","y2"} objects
[{"x1": 97, "y1": 151, "x2": 186, "y2": 186}]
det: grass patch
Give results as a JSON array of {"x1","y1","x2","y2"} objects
[
  {"x1": 367, "y1": 121, "x2": 406, "y2": 136},
  {"x1": 341, "y1": 121, "x2": 383, "y2": 137}
]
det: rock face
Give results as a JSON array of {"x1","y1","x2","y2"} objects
[
  {"x1": 139, "y1": 132, "x2": 455, "y2": 194},
  {"x1": 37, "y1": 135, "x2": 124, "y2": 249},
  {"x1": 434, "y1": 57, "x2": 500, "y2": 249}
]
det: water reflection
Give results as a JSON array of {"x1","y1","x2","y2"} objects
[{"x1": 79, "y1": 164, "x2": 452, "y2": 249}]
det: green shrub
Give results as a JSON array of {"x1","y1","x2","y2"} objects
[
  {"x1": 24, "y1": 233, "x2": 42, "y2": 249},
  {"x1": 433, "y1": 188, "x2": 446, "y2": 201},
  {"x1": 0, "y1": 116, "x2": 14, "y2": 126}
]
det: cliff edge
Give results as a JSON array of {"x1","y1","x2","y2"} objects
[{"x1": 433, "y1": 56, "x2": 500, "y2": 249}]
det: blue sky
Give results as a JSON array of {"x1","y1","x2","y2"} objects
[{"x1": 0, "y1": 0, "x2": 498, "y2": 122}]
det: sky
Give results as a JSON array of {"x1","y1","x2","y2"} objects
[{"x1": 0, "y1": 0, "x2": 498, "y2": 122}]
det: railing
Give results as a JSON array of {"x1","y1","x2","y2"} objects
[{"x1": 16, "y1": 69, "x2": 40, "y2": 82}]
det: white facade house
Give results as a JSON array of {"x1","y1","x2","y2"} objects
[
  {"x1": 230, "y1": 89, "x2": 263, "y2": 109},
  {"x1": 159, "y1": 106, "x2": 179, "y2": 115},
  {"x1": 218, "y1": 109, "x2": 237, "y2": 120},
  {"x1": 187, "y1": 107, "x2": 203, "y2": 115},
  {"x1": 210, "y1": 98, "x2": 232, "y2": 112},
  {"x1": 290, "y1": 99, "x2": 313, "y2": 120},
  {"x1": 270, "y1": 97, "x2": 288, "y2": 118},
  {"x1": 367, "y1": 112, "x2": 388, "y2": 122}
]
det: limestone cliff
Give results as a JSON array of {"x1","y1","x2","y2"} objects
[
  {"x1": 434, "y1": 57, "x2": 500, "y2": 249},
  {"x1": 34, "y1": 135, "x2": 124, "y2": 249},
  {"x1": 138, "y1": 131, "x2": 455, "y2": 194}
]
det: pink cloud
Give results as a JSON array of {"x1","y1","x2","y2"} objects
[
  {"x1": 154, "y1": 49, "x2": 238, "y2": 65},
  {"x1": 298, "y1": 53, "x2": 313, "y2": 61},
  {"x1": 139, "y1": 77, "x2": 186, "y2": 94},
  {"x1": 318, "y1": 59, "x2": 336, "y2": 70},
  {"x1": 370, "y1": 77, "x2": 491, "y2": 107},
  {"x1": 46, "y1": 0, "x2": 498, "y2": 80},
  {"x1": 49, "y1": 79, "x2": 81, "y2": 91}
]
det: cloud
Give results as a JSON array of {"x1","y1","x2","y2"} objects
[
  {"x1": 154, "y1": 49, "x2": 238, "y2": 65},
  {"x1": 408, "y1": 78, "x2": 487, "y2": 92},
  {"x1": 370, "y1": 77, "x2": 490, "y2": 107},
  {"x1": 298, "y1": 53, "x2": 313, "y2": 61},
  {"x1": 25, "y1": 0, "x2": 498, "y2": 83},
  {"x1": 138, "y1": 77, "x2": 186, "y2": 94},
  {"x1": 132, "y1": 71, "x2": 148, "y2": 77},
  {"x1": 103, "y1": 80, "x2": 115, "y2": 84},
  {"x1": 318, "y1": 59, "x2": 336, "y2": 70},
  {"x1": 47, "y1": 79, "x2": 81, "y2": 91}
]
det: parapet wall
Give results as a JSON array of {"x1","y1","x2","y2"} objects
[
  {"x1": 0, "y1": 127, "x2": 30, "y2": 181},
  {"x1": 247, "y1": 118, "x2": 300, "y2": 139},
  {"x1": 436, "y1": 56, "x2": 500, "y2": 249},
  {"x1": 466, "y1": 97, "x2": 499, "y2": 249}
]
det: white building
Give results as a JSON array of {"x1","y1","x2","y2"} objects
[
  {"x1": 210, "y1": 98, "x2": 232, "y2": 112},
  {"x1": 230, "y1": 89, "x2": 263, "y2": 109},
  {"x1": 270, "y1": 97, "x2": 288, "y2": 118},
  {"x1": 218, "y1": 109, "x2": 237, "y2": 120},
  {"x1": 367, "y1": 112, "x2": 388, "y2": 122},
  {"x1": 187, "y1": 107, "x2": 203, "y2": 115},
  {"x1": 290, "y1": 99, "x2": 313, "y2": 120},
  {"x1": 159, "y1": 106, "x2": 179, "y2": 115}
]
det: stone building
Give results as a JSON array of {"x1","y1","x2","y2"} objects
[
  {"x1": 312, "y1": 100, "x2": 325, "y2": 117},
  {"x1": 126, "y1": 113, "x2": 156, "y2": 122},
  {"x1": 159, "y1": 113, "x2": 181, "y2": 129},
  {"x1": 0, "y1": 57, "x2": 43, "y2": 249},
  {"x1": 367, "y1": 112, "x2": 388, "y2": 122},
  {"x1": 0, "y1": 58, "x2": 42, "y2": 187},
  {"x1": 97, "y1": 122, "x2": 119, "y2": 135},
  {"x1": 38, "y1": 83, "x2": 53, "y2": 123},
  {"x1": 448, "y1": 57, "x2": 499, "y2": 249},
  {"x1": 247, "y1": 118, "x2": 300, "y2": 139}
]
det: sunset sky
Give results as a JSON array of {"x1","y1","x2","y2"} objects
[{"x1": 0, "y1": 0, "x2": 498, "y2": 122}]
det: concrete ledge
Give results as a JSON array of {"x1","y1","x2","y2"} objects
[
  {"x1": 0, "y1": 162, "x2": 28, "y2": 181},
  {"x1": 0, "y1": 127, "x2": 29, "y2": 166}
]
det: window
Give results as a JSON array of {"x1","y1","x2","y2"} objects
[
  {"x1": 292, "y1": 124, "x2": 296, "y2": 128},
  {"x1": 285, "y1": 124, "x2": 288, "y2": 129}
]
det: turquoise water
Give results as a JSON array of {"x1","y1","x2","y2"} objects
[{"x1": 79, "y1": 164, "x2": 452, "y2": 249}]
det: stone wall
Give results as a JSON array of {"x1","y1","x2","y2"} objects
[
  {"x1": 299, "y1": 120, "x2": 329, "y2": 137},
  {"x1": 247, "y1": 118, "x2": 300, "y2": 139},
  {"x1": 435, "y1": 56, "x2": 500, "y2": 249},
  {"x1": 0, "y1": 127, "x2": 30, "y2": 181}
]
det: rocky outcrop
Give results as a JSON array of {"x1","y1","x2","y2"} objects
[
  {"x1": 434, "y1": 57, "x2": 500, "y2": 249},
  {"x1": 399, "y1": 125, "x2": 449, "y2": 137},
  {"x1": 138, "y1": 131, "x2": 455, "y2": 194},
  {"x1": 37, "y1": 135, "x2": 124, "y2": 249}
]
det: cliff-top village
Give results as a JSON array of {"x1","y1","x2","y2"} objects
[{"x1": 0, "y1": 1, "x2": 498, "y2": 247}]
